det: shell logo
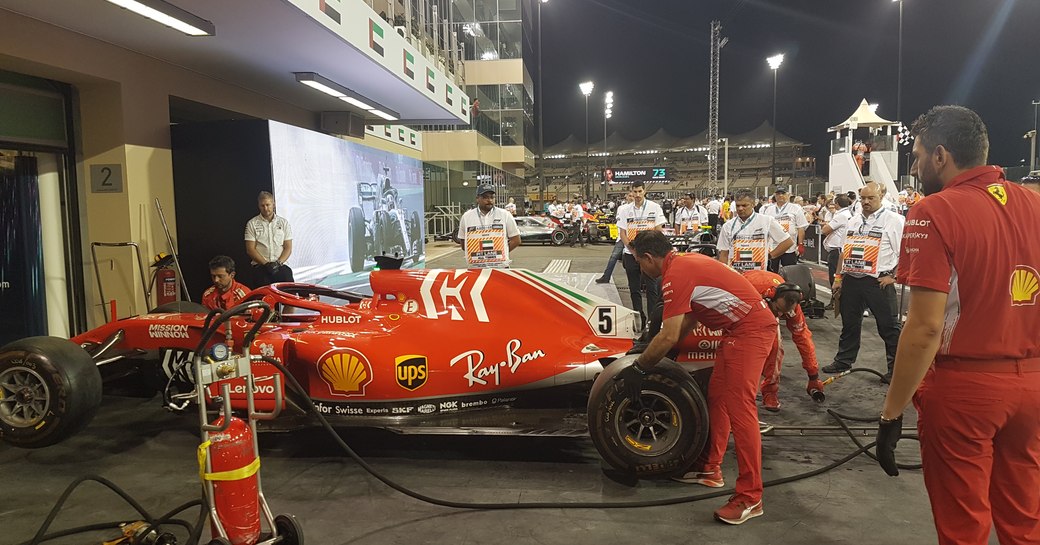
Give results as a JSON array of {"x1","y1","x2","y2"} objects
[
  {"x1": 318, "y1": 349, "x2": 373, "y2": 397},
  {"x1": 1010, "y1": 266, "x2": 1040, "y2": 307}
]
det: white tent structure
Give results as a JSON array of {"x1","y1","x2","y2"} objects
[{"x1": 828, "y1": 99, "x2": 902, "y2": 197}]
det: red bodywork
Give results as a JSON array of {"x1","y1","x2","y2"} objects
[{"x1": 73, "y1": 269, "x2": 646, "y2": 419}]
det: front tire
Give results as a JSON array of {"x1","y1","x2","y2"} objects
[
  {"x1": 588, "y1": 357, "x2": 709, "y2": 478},
  {"x1": 550, "y1": 230, "x2": 567, "y2": 246},
  {"x1": 348, "y1": 206, "x2": 367, "y2": 272},
  {"x1": 0, "y1": 336, "x2": 103, "y2": 448}
]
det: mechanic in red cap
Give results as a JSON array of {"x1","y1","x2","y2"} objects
[
  {"x1": 618, "y1": 230, "x2": 777, "y2": 525},
  {"x1": 742, "y1": 269, "x2": 823, "y2": 411},
  {"x1": 202, "y1": 255, "x2": 250, "y2": 311},
  {"x1": 877, "y1": 105, "x2": 1040, "y2": 545}
]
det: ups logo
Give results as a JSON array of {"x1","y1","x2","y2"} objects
[{"x1": 395, "y1": 355, "x2": 428, "y2": 391}]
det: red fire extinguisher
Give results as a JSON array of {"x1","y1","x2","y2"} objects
[
  {"x1": 203, "y1": 416, "x2": 261, "y2": 545},
  {"x1": 152, "y1": 253, "x2": 178, "y2": 306}
]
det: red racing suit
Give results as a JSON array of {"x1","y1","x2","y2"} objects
[
  {"x1": 202, "y1": 280, "x2": 250, "y2": 311},
  {"x1": 661, "y1": 252, "x2": 777, "y2": 504},
  {"x1": 742, "y1": 270, "x2": 819, "y2": 396},
  {"x1": 899, "y1": 166, "x2": 1040, "y2": 545}
]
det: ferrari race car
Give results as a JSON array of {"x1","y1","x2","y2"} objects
[
  {"x1": 0, "y1": 268, "x2": 726, "y2": 477},
  {"x1": 347, "y1": 167, "x2": 423, "y2": 272}
]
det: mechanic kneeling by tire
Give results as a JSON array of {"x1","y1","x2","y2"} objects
[{"x1": 619, "y1": 230, "x2": 778, "y2": 525}]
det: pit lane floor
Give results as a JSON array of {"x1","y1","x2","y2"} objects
[{"x1": 2, "y1": 242, "x2": 985, "y2": 545}]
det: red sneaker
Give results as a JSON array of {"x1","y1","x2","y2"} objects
[
  {"x1": 714, "y1": 496, "x2": 764, "y2": 525},
  {"x1": 671, "y1": 467, "x2": 724, "y2": 488},
  {"x1": 762, "y1": 392, "x2": 781, "y2": 412}
]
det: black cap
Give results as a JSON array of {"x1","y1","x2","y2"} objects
[
  {"x1": 476, "y1": 183, "x2": 496, "y2": 196},
  {"x1": 774, "y1": 186, "x2": 789, "y2": 194}
]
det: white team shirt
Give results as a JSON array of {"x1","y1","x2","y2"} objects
[
  {"x1": 674, "y1": 205, "x2": 710, "y2": 233},
  {"x1": 717, "y1": 213, "x2": 791, "y2": 271},
  {"x1": 616, "y1": 199, "x2": 666, "y2": 254},
  {"x1": 838, "y1": 208, "x2": 904, "y2": 278},
  {"x1": 760, "y1": 201, "x2": 809, "y2": 254},
  {"x1": 244, "y1": 214, "x2": 293, "y2": 264},
  {"x1": 456, "y1": 206, "x2": 520, "y2": 268},
  {"x1": 824, "y1": 207, "x2": 853, "y2": 251},
  {"x1": 706, "y1": 199, "x2": 722, "y2": 214}
]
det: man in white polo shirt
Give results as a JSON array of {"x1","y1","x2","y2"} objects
[
  {"x1": 821, "y1": 182, "x2": 904, "y2": 382},
  {"x1": 674, "y1": 192, "x2": 711, "y2": 235},
  {"x1": 760, "y1": 186, "x2": 807, "y2": 273},
  {"x1": 245, "y1": 191, "x2": 294, "y2": 286},
  {"x1": 456, "y1": 184, "x2": 520, "y2": 268},
  {"x1": 616, "y1": 180, "x2": 666, "y2": 327},
  {"x1": 819, "y1": 193, "x2": 854, "y2": 288},
  {"x1": 717, "y1": 189, "x2": 793, "y2": 272}
]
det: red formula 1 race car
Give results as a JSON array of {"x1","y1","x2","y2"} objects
[{"x1": 0, "y1": 268, "x2": 727, "y2": 477}]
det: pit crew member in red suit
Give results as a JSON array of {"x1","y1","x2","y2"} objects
[
  {"x1": 619, "y1": 230, "x2": 777, "y2": 525},
  {"x1": 742, "y1": 270, "x2": 823, "y2": 411},
  {"x1": 879, "y1": 105, "x2": 1040, "y2": 545},
  {"x1": 202, "y1": 255, "x2": 250, "y2": 311}
]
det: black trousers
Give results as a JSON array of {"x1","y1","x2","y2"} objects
[
  {"x1": 767, "y1": 251, "x2": 799, "y2": 273},
  {"x1": 253, "y1": 263, "x2": 294, "y2": 287},
  {"x1": 622, "y1": 253, "x2": 660, "y2": 328},
  {"x1": 826, "y1": 248, "x2": 841, "y2": 286},
  {"x1": 833, "y1": 275, "x2": 901, "y2": 371},
  {"x1": 708, "y1": 213, "x2": 720, "y2": 236}
]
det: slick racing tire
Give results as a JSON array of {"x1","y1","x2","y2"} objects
[
  {"x1": 588, "y1": 357, "x2": 709, "y2": 478},
  {"x1": 0, "y1": 336, "x2": 103, "y2": 448},
  {"x1": 150, "y1": 301, "x2": 208, "y2": 314},
  {"x1": 348, "y1": 206, "x2": 367, "y2": 272},
  {"x1": 550, "y1": 230, "x2": 567, "y2": 246}
]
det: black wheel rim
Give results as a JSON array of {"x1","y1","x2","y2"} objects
[
  {"x1": 0, "y1": 366, "x2": 50, "y2": 428},
  {"x1": 614, "y1": 391, "x2": 682, "y2": 456}
]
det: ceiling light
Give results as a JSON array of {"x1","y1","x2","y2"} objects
[
  {"x1": 300, "y1": 79, "x2": 345, "y2": 98},
  {"x1": 106, "y1": 0, "x2": 215, "y2": 36},
  {"x1": 340, "y1": 96, "x2": 374, "y2": 110},
  {"x1": 370, "y1": 109, "x2": 399, "y2": 121}
]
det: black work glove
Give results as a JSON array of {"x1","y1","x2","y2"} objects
[
  {"x1": 265, "y1": 261, "x2": 282, "y2": 275},
  {"x1": 876, "y1": 414, "x2": 903, "y2": 476},
  {"x1": 627, "y1": 341, "x2": 649, "y2": 355},
  {"x1": 613, "y1": 364, "x2": 648, "y2": 406}
]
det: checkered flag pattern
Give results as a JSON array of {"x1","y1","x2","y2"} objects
[{"x1": 897, "y1": 123, "x2": 914, "y2": 146}]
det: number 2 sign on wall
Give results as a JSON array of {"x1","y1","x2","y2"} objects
[{"x1": 90, "y1": 164, "x2": 123, "y2": 193}]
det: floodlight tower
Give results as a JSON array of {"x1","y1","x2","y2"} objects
[{"x1": 707, "y1": 21, "x2": 726, "y2": 194}]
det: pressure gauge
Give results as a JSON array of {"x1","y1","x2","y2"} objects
[{"x1": 211, "y1": 343, "x2": 229, "y2": 361}]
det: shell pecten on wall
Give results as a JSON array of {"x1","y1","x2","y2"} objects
[{"x1": 321, "y1": 351, "x2": 371, "y2": 395}]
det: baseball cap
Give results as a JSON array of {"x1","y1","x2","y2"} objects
[
  {"x1": 476, "y1": 183, "x2": 496, "y2": 196},
  {"x1": 774, "y1": 186, "x2": 789, "y2": 194}
]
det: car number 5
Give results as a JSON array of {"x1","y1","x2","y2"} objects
[{"x1": 597, "y1": 307, "x2": 614, "y2": 335}]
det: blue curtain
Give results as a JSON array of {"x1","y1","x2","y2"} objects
[{"x1": 0, "y1": 155, "x2": 46, "y2": 345}]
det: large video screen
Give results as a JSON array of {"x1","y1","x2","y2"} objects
[
  {"x1": 602, "y1": 167, "x2": 672, "y2": 184},
  {"x1": 269, "y1": 121, "x2": 424, "y2": 291}
]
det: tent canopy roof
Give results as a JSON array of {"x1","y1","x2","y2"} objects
[{"x1": 828, "y1": 99, "x2": 898, "y2": 132}]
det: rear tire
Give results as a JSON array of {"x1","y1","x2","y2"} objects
[
  {"x1": 0, "y1": 336, "x2": 103, "y2": 448},
  {"x1": 348, "y1": 206, "x2": 367, "y2": 272},
  {"x1": 588, "y1": 358, "x2": 709, "y2": 478},
  {"x1": 550, "y1": 230, "x2": 566, "y2": 246}
]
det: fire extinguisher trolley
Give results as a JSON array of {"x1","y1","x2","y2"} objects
[{"x1": 192, "y1": 300, "x2": 303, "y2": 545}]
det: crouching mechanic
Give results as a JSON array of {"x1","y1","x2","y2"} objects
[
  {"x1": 742, "y1": 270, "x2": 823, "y2": 411},
  {"x1": 617, "y1": 230, "x2": 778, "y2": 525}
]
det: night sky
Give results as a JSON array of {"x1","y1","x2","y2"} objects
[{"x1": 538, "y1": 0, "x2": 1040, "y2": 173}]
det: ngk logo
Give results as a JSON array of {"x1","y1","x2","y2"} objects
[{"x1": 419, "y1": 269, "x2": 490, "y2": 322}]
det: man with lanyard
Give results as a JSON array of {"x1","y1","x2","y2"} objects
[
  {"x1": 820, "y1": 194, "x2": 854, "y2": 288},
  {"x1": 617, "y1": 230, "x2": 777, "y2": 525},
  {"x1": 674, "y1": 192, "x2": 710, "y2": 235},
  {"x1": 760, "y1": 186, "x2": 807, "y2": 273},
  {"x1": 742, "y1": 270, "x2": 824, "y2": 412},
  {"x1": 717, "y1": 189, "x2": 793, "y2": 273},
  {"x1": 456, "y1": 184, "x2": 520, "y2": 268},
  {"x1": 877, "y1": 106, "x2": 1040, "y2": 545},
  {"x1": 616, "y1": 180, "x2": 666, "y2": 328},
  {"x1": 821, "y1": 181, "x2": 904, "y2": 380}
]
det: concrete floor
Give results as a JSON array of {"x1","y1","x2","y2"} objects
[{"x1": 3, "y1": 241, "x2": 984, "y2": 545}]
